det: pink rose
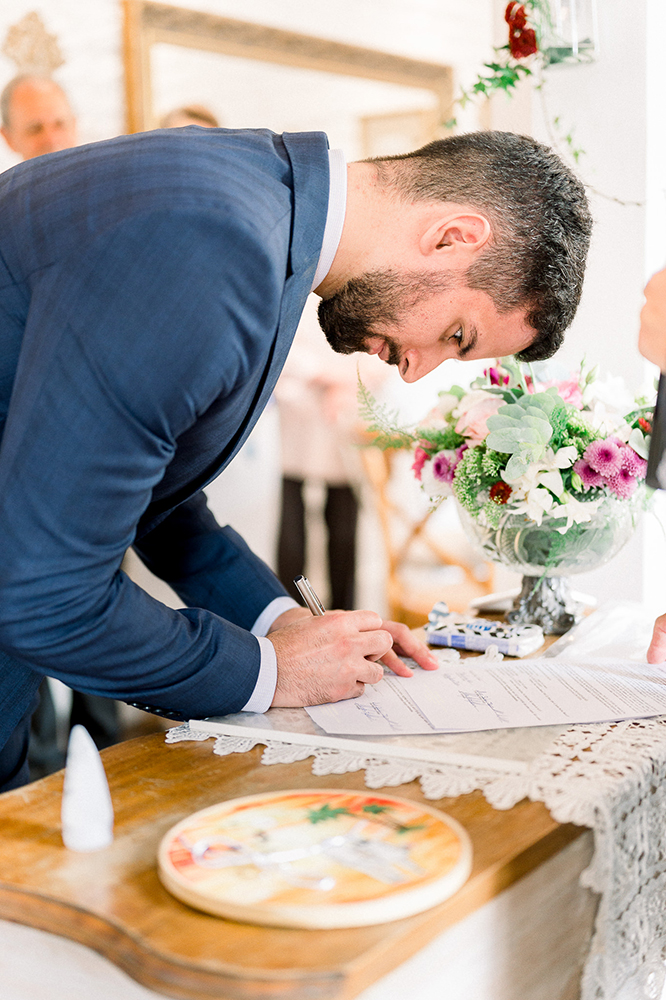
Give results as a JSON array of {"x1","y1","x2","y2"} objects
[
  {"x1": 534, "y1": 379, "x2": 583, "y2": 409},
  {"x1": 455, "y1": 393, "x2": 503, "y2": 445}
]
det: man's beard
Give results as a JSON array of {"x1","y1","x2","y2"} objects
[{"x1": 317, "y1": 268, "x2": 454, "y2": 363}]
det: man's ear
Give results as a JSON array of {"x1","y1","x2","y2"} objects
[
  {"x1": 420, "y1": 213, "x2": 492, "y2": 259},
  {"x1": 0, "y1": 127, "x2": 19, "y2": 155}
]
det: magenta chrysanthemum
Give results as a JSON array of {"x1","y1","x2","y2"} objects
[
  {"x1": 573, "y1": 458, "x2": 604, "y2": 489},
  {"x1": 619, "y1": 446, "x2": 648, "y2": 479},
  {"x1": 584, "y1": 438, "x2": 623, "y2": 477},
  {"x1": 432, "y1": 450, "x2": 458, "y2": 484},
  {"x1": 606, "y1": 466, "x2": 638, "y2": 499}
]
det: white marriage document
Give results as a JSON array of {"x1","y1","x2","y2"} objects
[{"x1": 305, "y1": 655, "x2": 666, "y2": 736}]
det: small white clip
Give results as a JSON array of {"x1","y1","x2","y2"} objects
[{"x1": 480, "y1": 643, "x2": 504, "y2": 662}]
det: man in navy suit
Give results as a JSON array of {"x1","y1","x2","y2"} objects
[
  {"x1": 0, "y1": 127, "x2": 591, "y2": 790},
  {"x1": 1, "y1": 74, "x2": 123, "y2": 777}
]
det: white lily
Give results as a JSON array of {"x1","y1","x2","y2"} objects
[
  {"x1": 551, "y1": 494, "x2": 603, "y2": 533},
  {"x1": 538, "y1": 445, "x2": 578, "y2": 497},
  {"x1": 586, "y1": 400, "x2": 626, "y2": 436},
  {"x1": 613, "y1": 422, "x2": 633, "y2": 444},
  {"x1": 504, "y1": 446, "x2": 577, "y2": 497},
  {"x1": 504, "y1": 463, "x2": 541, "y2": 494},
  {"x1": 512, "y1": 487, "x2": 554, "y2": 525},
  {"x1": 551, "y1": 445, "x2": 579, "y2": 468},
  {"x1": 583, "y1": 375, "x2": 635, "y2": 417},
  {"x1": 538, "y1": 468, "x2": 564, "y2": 497}
]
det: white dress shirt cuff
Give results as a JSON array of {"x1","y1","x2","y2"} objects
[
  {"x1": 241, "y1": 636, "x2": 278, "y2": 714},
  {"x1": 240, "y1": 596, "x2": 301, "y2": 712},
  {"x1": 251, "y1": 596, "x2": 300, "y2": 637}
]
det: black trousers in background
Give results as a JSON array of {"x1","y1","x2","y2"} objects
[
  {"x1": 28, "y1": 679, "x2": 121, "y2": 781},
  {"x1": 0, "y1": 694, "x2": 37, "y2": 792},
  {"x1": 278, "y1": 477, "x2": 358, "y2": 611}
]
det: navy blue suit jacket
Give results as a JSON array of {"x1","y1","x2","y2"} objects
[{"x1": 0, "y1": 127, "x2": 330, "y2": 744}]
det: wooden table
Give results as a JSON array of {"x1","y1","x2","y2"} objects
[{"x1": 0, "y1": 729, "x2": 595, "y2": 1000}]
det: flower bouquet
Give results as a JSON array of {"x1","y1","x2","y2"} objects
[{"x1": 361, "y1": 359, "x2": 654, "y2": 633}]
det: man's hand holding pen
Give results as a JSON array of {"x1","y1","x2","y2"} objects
[{"x1": 267, "y1": 576, "x2": 438, "y2": 707}]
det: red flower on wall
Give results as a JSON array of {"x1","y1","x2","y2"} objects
[
  {"x1": 505, "y1": 2, "x2": 527, "y2": 29},
  {"x1": 505, "y1": 3, "x2": 538, "y2": 60}
]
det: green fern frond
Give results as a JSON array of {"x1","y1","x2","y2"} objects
[{"x1": 357, "y1": 376, "x2": 415, "y2": 450}]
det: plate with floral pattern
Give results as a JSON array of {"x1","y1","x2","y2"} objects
[{"x1": 158, "y1": 788, "x2": 472, "y2": 928}]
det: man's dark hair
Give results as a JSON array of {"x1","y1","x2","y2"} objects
[{"x1": 370, "y1": 131, "x2": 592, "y2": 361}]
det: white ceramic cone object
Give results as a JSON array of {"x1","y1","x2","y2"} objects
[{"x1": 61, "y1": 724, "x2": 114, "y2": 851}]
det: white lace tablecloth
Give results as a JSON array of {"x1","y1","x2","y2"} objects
[{"x1": 167, "y1": 604, "x2": 666, "y2": 1000}]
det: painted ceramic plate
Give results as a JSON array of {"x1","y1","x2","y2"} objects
[{"x1": 158, "y1": 788, "x2": 472, "y2": 928}]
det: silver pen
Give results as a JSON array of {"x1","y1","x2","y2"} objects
[{"x1": 293, "y1": 575, "x2": 326, "y2": 616}]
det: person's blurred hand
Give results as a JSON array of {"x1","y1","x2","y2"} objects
[
  {"x1": 639, "y1": 267, "x2": 666, "y2": 663},
  {"x1": 639, "y1": 266, "x2": 666, "y2": 372},
  {"x1": 647, "y1": 612, "x2": 666, "y2": 664}
]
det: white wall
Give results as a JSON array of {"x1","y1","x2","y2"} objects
[
  {"x1": 484, "y1": 0, "x2": 665, "y2": 612},
  {"x1": 0, "y1": 0, "x2": 493, "y2": 174}
]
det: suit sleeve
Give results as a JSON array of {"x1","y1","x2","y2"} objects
[
  {"x1": 133, "y1": 492, "x2": 288, "y2": 630},
  {"x1": 0, "y1": 208, "x2": 288, "y2": 717}
]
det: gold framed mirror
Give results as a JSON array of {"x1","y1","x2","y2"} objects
[{"x1": 122, "y1": 1, "x2": 453, "y2": 156}]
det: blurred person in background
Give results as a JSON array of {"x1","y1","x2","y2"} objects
[
  {"x1": 639, "y1": 266, "x2": 666, "y2": 664},
  {"x1": 160, "y1": 104, "x2": 219, "y2": 129},
  {"x1": 276, "y1": 296, "x2": 387, "y2": 610},
  {"x1": 0, "y1": 73, "x2": 120, "y2": 777},
  {"x1": 1, "y1": 75, "x2": 77, "y2": 160},
  {"x1": 639, "y1": 267, "x2": 666, "y2": 373}
]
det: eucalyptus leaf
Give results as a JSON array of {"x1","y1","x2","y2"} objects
[
  {"x1": 482, "y1": 386, "x2": 514, "y2": 398},
  {"x1": 489, "y1": 414, "x2": 552, "y2": 435},
  {"x1": 486, "y1": 413, "x2": 552, "y2": 451},
  {"x1": 504, "y1": 452, "x2": 534, "y2": 479},
  {"x1": 490, "y1": 402, "x2": 525, "y2": 420},
  {"x1": 527, "y1": 387, "x2": 561, "y2": 412},
  {"x1": 486, "y1": 427, "x2": 548, "y2": 453}
]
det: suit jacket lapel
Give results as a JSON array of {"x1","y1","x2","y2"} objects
[{"x1": 239, "y1": 130, "x2": 332, "y2": 438}]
